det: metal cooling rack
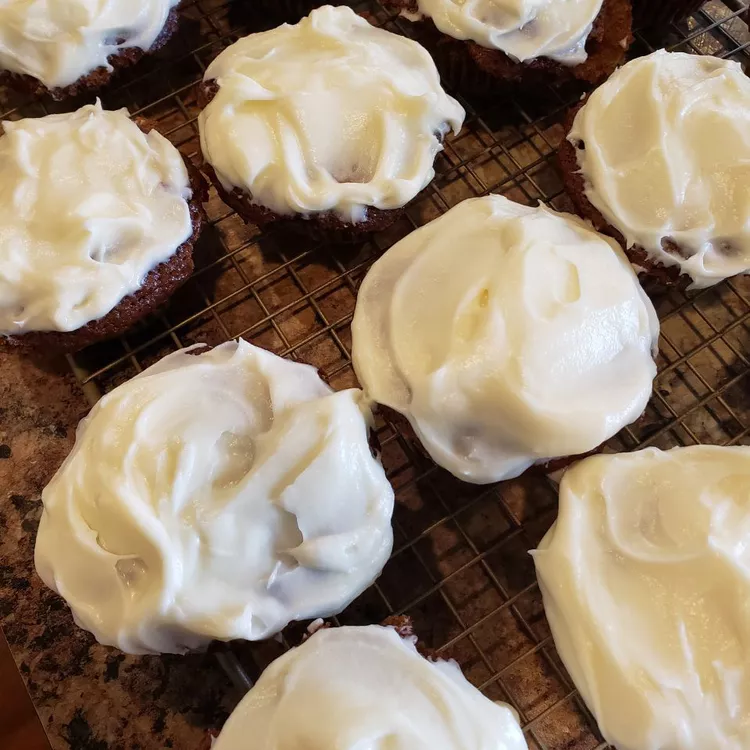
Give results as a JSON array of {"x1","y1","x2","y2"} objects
[{"x1": 4, "y1": 1, "x2": 747, "y2": 747}]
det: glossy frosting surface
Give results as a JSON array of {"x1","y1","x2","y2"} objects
[
  {"x1": 570, "y1": 50, "x2": 750, "y2": 288},
  {"x1": 0, "y1": 102, "x2": 192, "y2": 335},
  {"x1": 0, "y1": 0, "x2": 180, "y2": 88},
  {"x1": 352, "y1": 195, "x2": 659, "y2": 484},
  {"x1": 198, "y1": 5, "x2": 464, "y2": 222},
  {"x1": 35, "y1": 341, "x2": 395, "y2": 654},
  {"x1": 214, "y1": 625, "x2": 529, "y2": 750},
  {"x1": 410, "y1": 0, "x2": 604, "y2": 64},
  {"x1": 534, "y1": 446, "x2": 750, "y2": 750}
]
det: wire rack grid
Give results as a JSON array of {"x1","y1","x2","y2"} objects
[{"x1": 4, "y1": 1, "x2": 748, "y2": 748}]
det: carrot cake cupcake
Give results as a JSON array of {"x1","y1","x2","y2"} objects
[
  {"x1": 0, "y1": 0, "x2": 182, "y2": 99},
  {"x1": 534, "y1": 445, "x2": 750, "y2": 750},
  {"x1": 351, "y1": 195, "x2": 659, "y2": 484},
  {"x1": 560, "y1": 50, "x2": 750, "y2": 289},
  {"x1": 383, "y1": 0, "x2": 633, "y2": 92},
  {"x1": 197, "y1": 5, "x2": 464, "y2": 242},
  {"x1": 0, "y1": 102, "x2": 203, "y2": 353},
  {"x1": 211, "y1": 622, "x2": 528, "y2": 749},
  {"x1": 35, "y1": 340, "x2": 395, "y2": 654}
]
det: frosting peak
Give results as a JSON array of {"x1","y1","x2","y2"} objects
[
  {"x1": 570, "y1": 49, "x2": 750, "y2": 288},
  {"x1": 213, "y1": 625, "x2": 528, "y2": 750},
  {"x1": 198, "y1": 5, "x2": 464, "y2": 223},
  {"x1": 352, "y1": 195, "x2": 659, "y2": 484},
  {"x1": 411, "y1": 0, "x2": 604, "y2": 64},
  {"x1": 35, "y1": 341, "x2": 395, "y2": 654},
  {"x1": 534, "y1": 446, "x2": 750, "y2": 750}
]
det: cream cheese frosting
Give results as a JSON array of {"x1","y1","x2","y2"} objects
[
  {"x1": 0, "y1": 0, "x2": 180, "y2": 89},
  {"x1": 34, "y1": 340, "x2": 395, "y2": 655},
  {"x1": 351, "y1": 195, "x2": 659, "y2": 484},
  {"x1": 213, "y1": 624, "x2": 528, "y2": 750},
  {"x1": 533, "y1": 446, "x2": 750, "y2": 750},
  {"x1": 198, "y1": 5, "x2": 464, "y2": 223},
  {"x1": 0, "y1": 101, "x2": 193, "y2": 336},
  {"x1": 407, "y1": 0, "x2": 604, "y2": 64},
  {"x1": 570, "y1": 50, "x2": 750, "y2": 288}
]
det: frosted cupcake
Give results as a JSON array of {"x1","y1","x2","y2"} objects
[
  {"x1": 352, "y1": 195, "x2": 659, "y2": 484},
  {"x1": 212, "y1": 622, "x2": 528, "y2": 750},
  {"x1": 0, "y1": 102, "x2": 204, "y2": 353},
  {"x1": 35, "y1": 340, "x2": 395, "y2": 654},
  {"x1": 0, "y1": 1, "x2": 182, "y2": 99},
  {"x1": 560, "y1": 50, "x2": 750, "y2": 289},
  {"x1": 534, "y1": 446, "x2": 750, "y2": 750},
  {"x1": 198, "y1": 5, "x2": 464, "y2": 242},
  {"x1": 383, "y1": 0, "x2": 633, "y2": 92}
]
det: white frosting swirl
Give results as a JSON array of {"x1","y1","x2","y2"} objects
[
  {"x1": 0, "y1": 101, "x2": 193, "y2": 336},
  {"x1": 34, "y1": 340, "x2": 394, "y2": 655},
  {"x1": 351, "y1": 195, "x2": 659, "y2": 484},
  {"x1": 214, "y1": 624, "x2": 528, "y2": 750},
  {"x1": 410, "y1": 0, "x2": 604, "y2": 64},
  {"x1": 198, "y1": 5, "x2": 464, "y2": 223},
  {"x1": 570, "y1": 50, "x2": 750, "y2": 288},
  {"x1": 0, "y1": 0, "x2": 180, "y2": 88},
  {"x1": 534, "y1": 446, "x2": 750, "y2": 750}
]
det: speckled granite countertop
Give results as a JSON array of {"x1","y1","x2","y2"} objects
[{"x1": 0, "y1": 350, "x2": 236, "y2": 750}]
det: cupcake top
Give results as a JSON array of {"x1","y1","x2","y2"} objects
[
  {"x1": 198, "y1": 5, "x2": 464, "y2": 223},
  {"x1": 351, "y1": 195, "x2": 659, "y2": 484},
  {"x1": 0, "y1": 0, "x2": 179, "y2": 89},
  {"x1": 213, "y1": 624, "x2": 528, "y2": 750},
  {"x1": 569, "y1": 50, "x2": 750, "y2": 288},
  {"x1": 0, "y1": 102, "x2": 193, "y2": 336},
  {"x1": 533, "y1": 446, "x2": 750, "y2": 750},
  {"x1": 35, "y1": 340, "x2": 394, "y2": 654},
  {"x1": 406, "y1": 0, "x2": 604, "y2": 64}
]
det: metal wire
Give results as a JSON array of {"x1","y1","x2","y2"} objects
[{"x1": 5, "y1": 1, "x2": 745, "y2": 746}]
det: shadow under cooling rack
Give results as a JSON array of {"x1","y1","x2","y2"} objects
[{"x1": 1, "y1": 1, "x2": 743, "y2": 748}]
